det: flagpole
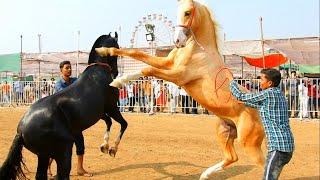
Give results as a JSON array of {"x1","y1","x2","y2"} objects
[
  {"x1": 20, "y1": 35, "x2": 23, "y2": 78},
  {"x1": 259, "y1": 17, "x2": 265, "y2": 68},
  {"x1": 38, "y1": 34, "x2": 41, "y2": 80},
  {"x1": 77, "y1": 30, "x2": 80, "y2": 77}
]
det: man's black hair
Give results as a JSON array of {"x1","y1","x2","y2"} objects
[
  {"x1": 260, "y1": 68, "x2": 281, "y2": 87},
  {"x1": 59, "y1": 61, "x2": 71, "y2": 69}
]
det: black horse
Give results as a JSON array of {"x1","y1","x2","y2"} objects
[{"x1": 0, "y1": 33, "x2": 128, "y2": 180}]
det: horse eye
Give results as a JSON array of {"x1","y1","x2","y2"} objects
[{"x1": 185, "y1": 11, "x2": 191, "y2": 16}]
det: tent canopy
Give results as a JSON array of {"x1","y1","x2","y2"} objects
[
  {"x1": 0, "y1": 37, "x2": 318, "y2": 77},
  {"x1": 243, "y1": 53, "x2": 287, "y2": 68},
  {"x1": 298, "y1": 65, "x2": 320, "y2": 74},
  {"x1": 265, "y1": 37, "x2": 319, "y2": 66}
]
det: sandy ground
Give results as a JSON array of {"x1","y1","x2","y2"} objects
[{"x1": 0, "y1": 107, "x2": 319, "y2": 180}]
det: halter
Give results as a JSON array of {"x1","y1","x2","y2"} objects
[
  {"x1": 87, "y1": 62, "x2": 112, "y2": 72},
  {"x1": 176, "y1": 4, "x2": 206, "y2": 51},
  {"x1": 176, "y1": 5, "x2": 196, "y2": 29},
  {"x1": 176, "y1": 3, "x2": 233, "y2": 103}
]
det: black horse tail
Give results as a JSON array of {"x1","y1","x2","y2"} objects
[{"x1": 0, "y1": 133, "x2": 27, "y2": 180}]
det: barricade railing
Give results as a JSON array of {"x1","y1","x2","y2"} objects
[{"x1": 0, "y1": 78, "x2": 319, "y2": 119}]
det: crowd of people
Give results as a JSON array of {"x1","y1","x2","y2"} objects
[
  {"x1": 0, "y1": 78, "x2": 56, "y2": 105},
  {"x1": 118, "y1": 77, "x2": 205, "y2": 114},
  {"x1": 0, "y1": 72, "x2": 319, "y2": 118},
  {"x1": 283, "y1": 71, "x2": 320, "y2": 119}
]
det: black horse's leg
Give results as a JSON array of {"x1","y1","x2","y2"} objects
[
  {"x1": 35, "y1": 154, "x2": 50, "y2": 180},
  {"x1": 55, "y1": 143, "x2": 72, "y2": 180},
  {"x1": 107, "y1": 109, "x2": 128, "y2": 157},
  {"x1": 100, "y1": 114, "x2": 112, "y2": 154}
]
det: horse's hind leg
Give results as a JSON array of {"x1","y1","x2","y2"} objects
[
  {"x1": 107, "y1": 109, "x2": 128, "y2": 157},
  {"x1": 35, "y1": 154, "x2": 50, "y2": 180},
  {"x1": 55, "y1": 144, "x2": 72, "y2": 180},
  {"x1": 200, "y1": 118, "x2": 238, "y2": 180},
  {"x1": 237, "y1": 114, "x2": 265, "y2": 167},
  {"x1": 100, "y1": 114, "x2": 112, "y2": 154}
]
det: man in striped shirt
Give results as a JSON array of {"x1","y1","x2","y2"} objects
[{"x1": 229, "y1": 68, "x2": 294, "y2": 180}]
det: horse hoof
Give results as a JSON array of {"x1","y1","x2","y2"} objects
[
  {"x1": 100, "y1": 144, "x2": 109, "y2": 154},
  {"x1": 110, "y1": 81, "x2": 122, "y2": 88},
  {"x1": 108, "y1": 147, "x2": 117, "y2": 157},
  {"x1": 95, "y1": 47, "x2": 107, "y2": 56}
]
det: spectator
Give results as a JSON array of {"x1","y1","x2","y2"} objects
[
  {"x1": 307, "y1": 79, "x2": 317, "y2": 119},
  {"x1": 41, "y1": 79, "x2": 49, "y2": 98},
  {"x1": 168, "y1": 82, "x2": 179, "y2": 113},
  {"x1": 23, "y1": 82, "x2": 34, "y2": 104},
  {"x1": 298, "y1": 79, "x2": 308, "y2": 118},
  {"x1": 180, "y1": 87, "x2": 190, "y2": 114},
  {"x1": 13, "y1": 79, "x2": 23, "y2": 105},
  {"x1": 287, "y1": 71, "x2": 299, "y2": 118},
  {"x1": 156, "y1": 80, "x2": 166, "y2": 112},
  {"x1": 317, "y1": 81, "x2": 320, "y2": 119},
  {"x1": 127, "y1": 82, "x2": 135, "y2": 112},
  {"x1": 119, "y1": 86, "x2": 128, "y2": 112},
  {"x1": 2, "y1": 81, "x2": 11, "y2": 104},
  {"x1": 143, "y1": 77, "x2": 153, "y2": 114},
  {"x1": 48, "y1": 78, "x2": 56, "y2": 95},
  {"x1": 0, "y1": 82, "x2": 3, "y2": 104},
  {"x1": 191, "y1": 98, "x2": 198, "y2": 114},
  {"x1": 137, "y1": 78, "x2": 145, "y2": 112}
]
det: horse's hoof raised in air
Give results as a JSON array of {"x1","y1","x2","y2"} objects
[
  {"x1": 100, "y1": 143, "x2": 109, "y2": 154},
  {"x1": 108, "y1": 147, "x2": 117, "y2": 157}
]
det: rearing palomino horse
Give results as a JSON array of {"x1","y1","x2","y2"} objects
[{"x1": 96, "y1": 0, "x2": 264, "y2": 179}]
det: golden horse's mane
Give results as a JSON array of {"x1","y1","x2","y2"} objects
[{"x1": 194, "y1": 0, "x2": 223, "y2": 55}]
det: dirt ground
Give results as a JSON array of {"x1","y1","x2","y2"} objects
[{"x1": 0, "y1": 107, "x2": 319, "y2": 180}]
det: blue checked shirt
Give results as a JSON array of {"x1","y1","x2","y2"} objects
[{"x1": 230, "y1": 80, "x2": 294, "y2": 152}]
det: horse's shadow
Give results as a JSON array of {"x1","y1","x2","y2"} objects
[
  {"x1": 94, "y1": 161, "x2": 254, "y2": 179},
  {"x1": 289, "y1": 177, "x2": 320, "y2": 180}
]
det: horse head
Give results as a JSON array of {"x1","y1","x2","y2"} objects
[
  {"x1": 89, "y1": 33, "x2": 119, "y2": 78},
  {"x1": 174, "y1": 0, "x2": 219, "y2": 50}
]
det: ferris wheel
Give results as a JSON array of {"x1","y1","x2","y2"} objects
[{"x1": 130, "y1": 13, "x2": 175, "y2": 48}]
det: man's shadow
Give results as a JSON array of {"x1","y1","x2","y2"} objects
[{"x1": 94, "y1": 161, "x2": 254, "y2": 179}]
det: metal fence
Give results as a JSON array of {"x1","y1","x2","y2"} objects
[{"x1": 0, "y1": 78, "x2": 319, "y2": 119}]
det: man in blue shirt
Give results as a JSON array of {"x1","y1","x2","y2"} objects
[
  {"x1": 229, "y1": 68, "x2": 294, "y2": 180},
  {"x1": 48, "y1": 61, "x2": 92, "y2": 177}
]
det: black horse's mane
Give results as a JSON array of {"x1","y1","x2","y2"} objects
[
  {"x1": 86, "y1": 33, "x2": 119, "y2": 78},
  {"x1": 88, "y1": 33, "x2": 119, "y2": 64},
  {"x1": 88, "y1": 34, "x2": 110, "y2": 64}
]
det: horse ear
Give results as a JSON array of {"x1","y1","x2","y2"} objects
[
  {"x1": 108, "y1": 32, "x2": 111, "y2": 37},
  {"x1": 114, "y1": 32, "x2": 118, "y2": 42}
]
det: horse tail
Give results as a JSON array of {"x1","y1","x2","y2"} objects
[{"x1": 0, "y1": 133, "x2": 27, "y2": 180}]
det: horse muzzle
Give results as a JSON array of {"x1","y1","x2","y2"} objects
[{"x1": 174, "y1": 27, "x2": 189, "y2": 48}]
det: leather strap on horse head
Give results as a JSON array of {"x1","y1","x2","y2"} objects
[
  {"x1": 87, "y1": 62, "x2": 112, "y2": 72},
  {"x1": 177, "y1": 5, "x2": 196, "y2": 29}
]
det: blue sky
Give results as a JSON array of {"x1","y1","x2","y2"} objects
[{"x1": 0, "y1": 0, "x2": 318, "y2": 54}]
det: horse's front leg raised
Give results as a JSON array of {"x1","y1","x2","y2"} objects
[
  {"x1": 142, "y1": 66, "x2": 187, "y2": 86},
  {"x1": 100, "y1": 114, "x2": 112, "y2": 154},
  {"x1": 95, "y1": 47, "x2": 176, "y2": 69},
  {"x1": 110, "y1": 66, "x2": 184, "y2": 88},
  {"x1": 107, "y1": 109, "x2": 128, "y2": 157}
]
